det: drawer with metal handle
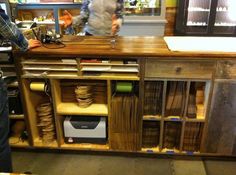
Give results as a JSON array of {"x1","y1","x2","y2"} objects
[{"x1": 145, "y1": 59, "x2": 215, "y2": 79}]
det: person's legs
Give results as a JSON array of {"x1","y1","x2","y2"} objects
[{"x1": 0, "y1": 78, "x2": 12, "y2": 173}]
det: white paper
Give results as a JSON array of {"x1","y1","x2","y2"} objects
[
  {"x1": 0, "y1": 47, "x2": 12, "y2": 52},
  {"x1": 164, "y1": 36, "x2": 236, "y2": 52}
]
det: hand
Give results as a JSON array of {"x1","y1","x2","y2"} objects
[
  {"x1": 111, "y1": 14, "x2": 120, "y2": 36},
  {"x1": 28, "y1": 39, "x2": 41, "y2": 49},
  {"x1": 60, "y1": 10, "x2": 73, "y2": 28}
]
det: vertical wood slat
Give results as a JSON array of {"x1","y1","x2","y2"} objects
[
  {"x1": 14, "y1": 56, "x2": 34, "y2": 146},
  {"x1": 180, "y1": 81, "x2": 191, "y2": 151},
  {"x1": 107, "y1": 80, "x2": 112, "y2": 147},
  {"x1": 164, "y1": 7, "x2": 177, "y2": 36},
  {"x1": 139, "y1": 58, "x2": 145, "y2": 149},
  {"x1": 201, "y1": 80, "x2": 214, "y2": 152},
  {"x1": 110, "y1": 94, "x2": 140, "y2": 151},
  {"x1": 50, "y1": 79, "x2": 63, "y2": 146},
  {"x1": 160, "y1": 80, "x2": 168, "y2": 149}
]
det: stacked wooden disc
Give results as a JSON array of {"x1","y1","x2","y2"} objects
[
  {"x1": 75, "y1": 85, "x2": 93, "y2": 108},
  {"x1": 36, "y1": 102, "x2": 55, "y2": 144}
]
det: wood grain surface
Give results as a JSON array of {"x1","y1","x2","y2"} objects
[{"x1": 14, "y1": 36, "x2": 236, "y2": 59}]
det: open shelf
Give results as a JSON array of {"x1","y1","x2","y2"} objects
[
  {"x1": 9, "y1": 114, "x2": 24, "y2": 120},
  {"x1": 21, "y1": 57, "x2": 78, "y2": 76},
  {"x1": 52, "y1": 79, "x2": 108, "y2": 116},
  {"x1": 57, "y1": 102, "x2": 108, "y2": 116},
  {"x1": 33, "y1": 138, "x2": 58, "y2": 148},
  {"x1": 9, "y1": 137, "x2": 29, "y2": 148},
  {"x1": 162, "y1": 121, "x2": 182, "y2": 151},
  {"x1": 186, "y1": 81, "x2": 210, "y2": 120},
  {"x1": 81, "y1": 73, "x2": 140, "y2": 80},
  {"x1": 61, "y1": 143, "x2": 109, "y2": 151},
  {"x1": 21, "y1": 79, "x2": 57, "y2": 147},
  {"x1": 142, "y1": 120, "x2": 160, "y2": 149},
  {"x1": 79, "y1": 58, "x2": 140, "y2": 79},
  {"x1": 182, "y1": 122, "x2": 204, "y2": 152}
]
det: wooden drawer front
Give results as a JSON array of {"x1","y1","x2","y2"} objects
[
  {"x1": 145, "y1": 59, "x2": 214, "y2": 79},
  {"x1": 216, "y1": 61, "x2": 236, "y2": 79}
]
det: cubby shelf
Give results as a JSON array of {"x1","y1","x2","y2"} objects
[
  {"x1": 185, "y1": 118, "x2": 205, "y2": 122},
  {"x1": 143, "y1": 115, "x2": 161, "y2": 121},
  {"x1": 163, "y1": 117, "x2": 183, "y2": 122},
  {"x1": 56, "y1": 102, "x2": 108, "y2": 116},
  {"x1": 141, "y1": 147, "x2": 160, "y2": 153},
  {"x1": 161, "y1": 148, "x2": 181, "y2": 154}
]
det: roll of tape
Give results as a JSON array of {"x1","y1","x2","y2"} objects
[
  {"x1": 116, "y1": 82, "x2": 132, "y2": 93},
  {"x1": 30, "y1": 82, "x2": 46, "y2": 92}
]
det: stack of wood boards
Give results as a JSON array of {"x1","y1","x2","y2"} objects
[
  {"x1": 165, "y1": 82, "x2": 187, "y2": 117},
  {"x1": 110, "y1": 94, "x2": 140, "y2": 151},
  {"x1": 143, "y1": 81, "x2": 163, "y2": 116},
  {"x1": 142, "y1": 121, "x2": 160, "y2": 148},
  {"x1": 163, "y1": 122, "x2": 182, "y2": 149},
  {"x1": 183, "y1": 122, "x2": 204, "y2": 152}
]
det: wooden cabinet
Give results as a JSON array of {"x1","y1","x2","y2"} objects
[{"x1": 14, "y1": 36, "x2": 236, "y2": 156}]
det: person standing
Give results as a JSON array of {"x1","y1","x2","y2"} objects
[
  {"x1": 0, "y1": 7, "x2": 41, "y2": 173},
  {"x1": 60, "y1": 0, "x2": 124, "y2": 36}
]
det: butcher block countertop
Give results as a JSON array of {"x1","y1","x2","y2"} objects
[{"x1": 14, "y1": 36, "x2": 236, "y2": 59}]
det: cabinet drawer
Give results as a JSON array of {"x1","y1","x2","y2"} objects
[
  {"x1": 216, "y1": 61, "x2": 236, "y2": 79},
  {"x1": 145, "y1": 59, "x2": 215, "y2": 79}
]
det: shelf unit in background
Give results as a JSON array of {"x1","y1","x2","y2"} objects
[
  {"x1": 0, "y1": 54, "x2": 29, "y2": 148},
  {"x1": 13, "y1": 0, "x2": 166, "y2": 36},
  {"x1": 14, "y1": 3, "x2": 82, "y2": 33}
]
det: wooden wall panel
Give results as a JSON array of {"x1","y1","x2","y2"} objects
[{"x1": 164, "y1": 7, "x2": 177, "y2": 36}]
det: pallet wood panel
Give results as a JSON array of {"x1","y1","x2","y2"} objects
[
  {"x1": 145, "y1": 60, "x2": 215, "y2": 79},
  {"x1": 204, "y1": 81, "x2": 236, "y2": 155}
]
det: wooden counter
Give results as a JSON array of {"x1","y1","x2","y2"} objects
[
  {"x1": 16, "y1": 36, "x2": 236, "y2": 59},
  {"x1": 14, "y1": 36, "x2": 236, "y2": 157}
]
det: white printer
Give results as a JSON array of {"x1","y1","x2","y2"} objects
[{"x1": 64, "y1": 116, "x2": 106, "y2": 143}]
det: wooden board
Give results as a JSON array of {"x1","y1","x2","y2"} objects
[{"x1": 204, "y1": 81, "x2": 236, "y2": 155}]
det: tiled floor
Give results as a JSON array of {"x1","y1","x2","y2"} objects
[{"x1": 11, "y1": 151, "x2": 236, "y2": 175}]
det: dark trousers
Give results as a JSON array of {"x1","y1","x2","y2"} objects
[{"x1": 0, "y1": 78, "x2": 12, "y2": 173}]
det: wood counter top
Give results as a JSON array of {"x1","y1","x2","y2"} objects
[{"x1": 15, "y1": 36, "x2": 236, "y2": 59}]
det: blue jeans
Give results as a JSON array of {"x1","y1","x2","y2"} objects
[{"x1": 0, "y1": 78, "x2": 12, "y2": 173}]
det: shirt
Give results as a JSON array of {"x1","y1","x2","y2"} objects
[
  {"x1": 0, "y1": 8, "x2": 28, "y2": 51},
  {"x1": 73, "y1": 0, "x2": 124, "y2": 36}
]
